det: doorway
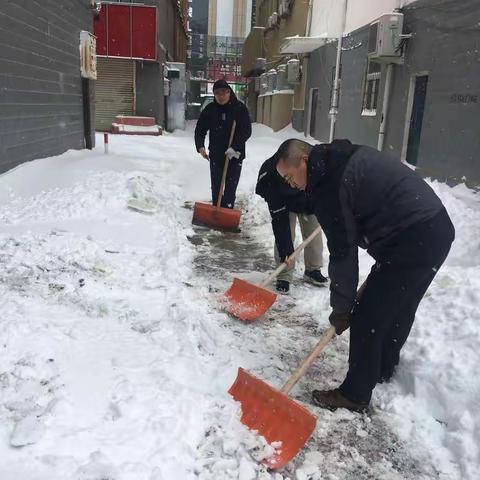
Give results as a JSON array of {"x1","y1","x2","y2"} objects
[{"x1": 405, "y1": 74, "x2": 429, "y2": 166}]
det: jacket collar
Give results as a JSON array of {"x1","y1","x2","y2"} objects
[{"x1": 307, "y1": 140, "x2": 358, "y2": 190}]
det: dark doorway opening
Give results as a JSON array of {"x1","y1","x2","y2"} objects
[{"x1": 406, "y1": 75, "x2": 429, "y2": 166}]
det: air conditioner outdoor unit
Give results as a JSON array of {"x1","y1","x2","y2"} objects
[
  {"x1": 368, "y1": 13, "x2": 404, "y2": 62},
  {"x1": 277, "y1": 64, "x2": 288, "y2": 90},
  {"x1": 260, "y1": 73, "x2": 268, "y2": 95},
  {"x1": 266, "y1": 69, "x2": 277, "y2": 92},
  {"x1": 287, "y1": 58, "x2": 300, "y2": 84}
]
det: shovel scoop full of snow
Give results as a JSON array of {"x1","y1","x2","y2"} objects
[
  {"x1": 228, "y1": 367, "x2": 317, "y2": 469},
  {"x1": 192, "y1": 202, "x2": 241, "y2": 231},
  {"x1": 223, "y1": 277, "x2": 277, "y2": 321}
]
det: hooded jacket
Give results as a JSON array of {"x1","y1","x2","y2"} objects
[
  {"x1": 307, "y1": 140, "x2": 443, "y2": 313},
  {"x1": 194, "y1": 81, "x2": 252, "y2": 159}
]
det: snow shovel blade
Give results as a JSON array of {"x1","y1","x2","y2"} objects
[
  {"x1": 229, "y1": 367, "x2": 317, "y2": 470},
  {"x1": 192, "y1": 202, "x2": 241, "y2": 231},
  {"x1": 224, "y1": 277, "x2": 277, "y2": 321}
]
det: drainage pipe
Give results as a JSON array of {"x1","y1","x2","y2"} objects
[
  {"x1": 377, "y1": 63, "x2": 394, "y2": 151},
  {"x1": 329, "y1": 0, "x2": 348, "y2": 142}
]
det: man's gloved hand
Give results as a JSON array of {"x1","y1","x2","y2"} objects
[
  {"x1": 199, "y1": 147, "x2": 209, "y2": 160},
  {"x1": 329, "y1": 311, "x2": 352, "y2": 335},
  {"x1": 225, "y1": 147, "x2": 241, "y2": 160}
]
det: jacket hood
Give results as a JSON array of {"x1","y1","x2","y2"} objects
[{"x1": 212, "y1": 79, "x2": 238, "y2": 105}]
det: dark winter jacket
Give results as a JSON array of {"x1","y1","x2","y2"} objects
[
  {"x1": 194, "y1": 88, "x2": 252, "y2": 160},
  {"x1": 255, "y1": 154, "x2": 314, "y2": 259},
  {"x1": 307, "y1": 140, "x2": 444, "y2": 313}
]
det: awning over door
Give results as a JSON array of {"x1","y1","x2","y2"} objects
[
  {"x1": 280, "y1": 35, "x2": 331, "y2": 54},
  {"x1": 95, "y1": 57, "x2": 135, "y2": 131}
]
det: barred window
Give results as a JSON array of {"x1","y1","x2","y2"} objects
[{"x1": 361, "y1": 60, "x2": 381, "y2": 116}]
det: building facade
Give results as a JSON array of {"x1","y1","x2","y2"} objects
[
  {"x1": 0, "y1": 0, "x2": 96, "y2": 173},
  {"x1": 207, "y1": 0, "x2": 253, "y2": 38},
  {"x1": 241, "y1": 0, "x2": 311, "y2": 130},
  {"x1": 94, "y1": 0, "x2": 188, "y2": 131},
  {"x1": 305, "y1": 0, "x2": 480, "y2": 184},
  {"x1": 189, "y1": 0, "x2": 209, "y2": 34}
]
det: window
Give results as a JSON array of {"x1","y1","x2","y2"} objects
[{"x1": 361, "y1": 60, "x2": 381, "y2": 116}]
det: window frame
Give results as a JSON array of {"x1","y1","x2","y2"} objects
[{"x1": 361, "y1": 60, "x2": 382, "y2": 117}]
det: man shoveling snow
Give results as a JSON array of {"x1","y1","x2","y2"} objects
[
  {"x1": 274, "y1": 138, "x2": 455, "y2": 412},
  {"x1": 194, "y1": 79, "x2": 252, "y2": 209}
]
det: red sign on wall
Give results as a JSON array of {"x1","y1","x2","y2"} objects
[{"x1": 94, "y1": 4, "x2": 157, "y2": 60}]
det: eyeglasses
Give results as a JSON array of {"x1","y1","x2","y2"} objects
[{"x1": 281, "y1": 172, "x2": 300, "y2": 189}]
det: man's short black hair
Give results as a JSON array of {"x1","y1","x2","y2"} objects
[{"x1": 275, "y1": 139, "x2": 313, "y2": 166}]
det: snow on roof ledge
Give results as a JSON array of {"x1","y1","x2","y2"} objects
[{"x1": 280, "y1": 34, "x2": 331, "y2": 54}]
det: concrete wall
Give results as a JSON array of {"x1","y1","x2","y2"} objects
[
  {"x1": 306, "y1": 0, "x2": 480, "y2": 184},
  {"x1": 306, "y1": 30, "x2": 381, "y2": 146},
  {"x1": 0, "y1": 0, "x2": 94, "y2": 173},
  {"x1": 311, "y1": 0, "x2": 417, "y2": 36},
  {"x1": 386, "y1": 0, "x2": 480, "y2": 184}
]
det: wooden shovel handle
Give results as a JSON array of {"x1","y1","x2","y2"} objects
[
  {"x1": 259, "y1": 225, "x2": 322, "y2": 288},
  {"x1": 279, "y1": 279, "x2": 367, "y2": 395},
  {"x1": 281, "y1": 326, "x2": 336, "y2": 394},
  {"x1": 216, "y1": 120, "x2": 237, "y2": 209}
]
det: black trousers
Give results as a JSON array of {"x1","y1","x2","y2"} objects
[
  {"x1": 209, "y1": 152, "x2": 243, "y2": 208},
  {"x1": 340, "y1": 208, "x2": 455, "y2": 404}
]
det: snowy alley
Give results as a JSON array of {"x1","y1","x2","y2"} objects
[{"x1": 0, "y1": 124, "x2": 479, "y2": 480}]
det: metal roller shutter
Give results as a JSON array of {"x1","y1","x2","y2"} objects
[{"x1": 95, "y1": 58, "x2": 135, "y2": 131}]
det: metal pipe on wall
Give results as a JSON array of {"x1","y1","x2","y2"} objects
[
  {"x1": 329, "y1": 0, "x2": 348, "y2": 142},
  {"x1": 377, "y1": 63, "x2": 394, "y2": 151}
]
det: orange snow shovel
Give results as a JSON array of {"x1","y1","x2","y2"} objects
[
  {"x1": 192, "y1": 121, "x2": 241, "y2": 231},
  {"x1": 229, "y1": 325, "x2": 336, "y2": 469},
  {"x1": 224, "y1": 225, "x2": 322, "y2": 321}
]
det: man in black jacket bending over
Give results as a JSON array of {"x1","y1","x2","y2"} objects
[
  {"x1": 274, "y1": 138, "x2": 455, "y2": 411},
  {"x1": 256, "y1": 152, "x2": 327, "y2": 293},
  {"x1": 194, "y1": 79, "x2": 252, "y2": 209}
]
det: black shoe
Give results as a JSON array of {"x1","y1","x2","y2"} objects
[
  {"x1": 311, "y1": 388, "x2": 369, "y2": 413},
  {"x1": 304, "y1": 269, "x2": 328, "y2": 286},
  {"x1": 276, "y1": 280, "x2": 290, "y2": 293}
]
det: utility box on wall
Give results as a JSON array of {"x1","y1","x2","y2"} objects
[{"x1": 80, "y1": 31, "x2": 97, "y2": 79}]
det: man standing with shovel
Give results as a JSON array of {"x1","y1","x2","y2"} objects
[
  {"x1": 272, "y1": 138, "x2": 455, "y2": 411},
  {"x1": 194, "y1": 79, "x2": 252, "y2": 209},
  {"x1": 256, "y1": 151, "x2": 327, "y2": 293}
]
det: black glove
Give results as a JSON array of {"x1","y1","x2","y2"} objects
[{"x1": 329, "y1": 311, "x2": 352, "y2": 335}]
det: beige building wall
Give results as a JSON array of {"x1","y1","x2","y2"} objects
[
  {"x1": 232, "y1": 0, "x2": 248, "y2": 38},
  {"x1": 247, "y1": 0, "x2": 309, "y2": 129},
  {"x1": 208, "y1": 0, "x2": 217, "y2": 36}
]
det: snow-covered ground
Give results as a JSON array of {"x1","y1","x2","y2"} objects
[{"x1": 0, "y1": 123, "x2": 478, "y2": 480}]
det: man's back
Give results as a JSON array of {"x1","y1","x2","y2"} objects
[{"x1": 344, "y1": 146, "x2": 443, "y2": 252}]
